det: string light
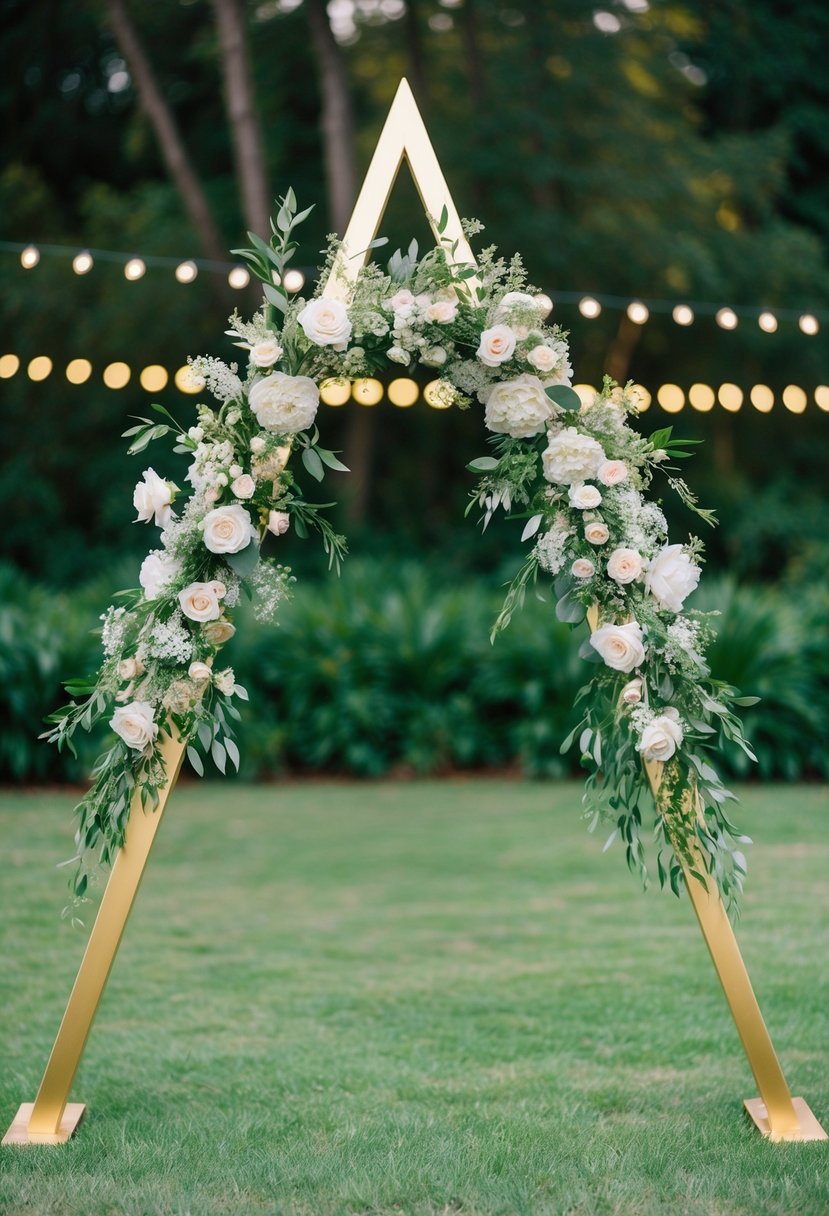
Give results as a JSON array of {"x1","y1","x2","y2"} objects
[
  {"x1": 534, "y1": 293, "x2": 553, "y2": 318},
  {"x1": 782, "y1": 385, "x2": 807, "y2": 413},
  {"x1": 799, "y1": 314, "x2": 819, "y2": 336},
  {"x1": 124, "y1": 257, "x2": 146, "y2": 281},
  {"x1": 352, "y1": 378, "x2": 383, "y2": 405},
  {"x1": 0, "y1": 354, "x2": 20, "y2": 378},
  {"x1": 758, "y1": 311, "x2": 777, "y2": 333},
  {"x1": 320, "y1": 377, "x2": 351, "y2": 406},
  {"x1": 718, "y1": 383, "x2": 743, "y2": 412},
  {"x1": 387, "y1": 378, "x2": 419, "y2": 407},
  {"x1": 630, "y1": 384, "x2": 651, "y2": 411},
  {"x1": 578, "y1": 296, "x2": 601, "y2": 318},
  {"x1": 689, "y1": 383, "x2": 715, "y2": 412},
  {"x1": 66, "y1": 359, "x2": 92, "y2": 385},
  {"x1": 103, "y1": 361, "x2": 131, "y2": 389},
  {"x1": 715, "y1": 308, "x2": 738, "y2": 330},
  {"x1": 750, "y1": 385, "x2": 774, "y2": 413},
  {"x1": 627, "y1": 301, "x2": 649, "y2": 325},
  {"x1": 573, "y1": 384, "x2": 597, "y2": 407},
  {"x1": 175, "y1": 366, "x2": 204, "y2": 394},
  {"x1": 657, "y1": 383, "x2": 684, "y2": 413},
  {"x1": 424, "y1": 380, "x2": 452, "y2": 409},
  {"x1": 139, "y1": 365, "x2": 169, "y2": 392},
  {"x1": 175, "y1": 260, "x2": 198, "y2": 284},
  {"x1": 282, "y1": 269, "x2": 305, "y2": 293},
  {"x1": 28, "y1": 356, "x2": 52, "y2": 381},
  {"x1": 20, "y1": 245, "x2": 40, "y2": 269},
  {"x1": 228, "y1": 265, "x2": 250, "y2": 290},
  {"x1": 672, "y1": 304, "x2": 694, "y2": 326},
  {"x1": 815, "y1": 386, "x2": 829, "y2": 411},
  {"x1": 72, "y1": 250, "x2": 94, "y2": 275}
]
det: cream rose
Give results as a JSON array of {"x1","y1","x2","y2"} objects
[
  {"x1": 590, "y1": 621, "x2": 646, "y2": 672},
  {"x1": 110, "y1": 701, "x2": 157, "y2": 751},
  {"x1": 621, "y1": 677, "x2": 643, "y2": 704},
  {"x1": 133, "y1": 468, "x2": 175, "y2": 527},
  {"x1": 598, "y1": 459, "x2": 629, "y2": 486},
  {"x1": 297, "y1": 297, "x2": 352, "y2": 349},
  {"x1": 477, "y1": 324, "x2": 517, "y2": 367},
  {"x1": 178, "y1": 581, "x2": 223, "y2": 622},
  {"x1": 526, "y1": 345, "x2": 558, "y2": 373},
  {"x1": 163, "y1": 679, "x2": 197, "y2": 715},
  {"x1": 248, "y1": 372, "x2": 320, "y2": 434},
  {"x1": 388, "y1": 288, "x2": 415, "y2": 312},
  {"x1": 568, "y1": 483, "x2": 602, "y2": 509},
  {"x1": 542, "y1": 427, "x2": 605, "y2": 485},
  {"x1": 607, "y1": 547, "x2": 644, "y2": 584},
  {"x1": 267, "y1": 510, "x2": 291, "y2": 536},
  {"x1": 214, "y1": 667, "x2": 236, "y2": 696},
  {"x1": 188, "y1": 660, "x2": 212, "y2": 682},
  {"x1": 638, "y1": 711, "x2": 684, "y2": 761},
  {"x1": 571, "y1": 558, "x2": 596, "y2": 579},
  {"x1": 231, "y1": 473, "x2": 256, "y2": 500},
  {"x1": 139, "y1": 550, "x2": 182, "y2": 601},
  {"x1": 117, "y1": 657, "x2": 144, "y2": 682},
  {"x1": 202, "y1": 619, "x2": 236, "y2": 646},
  {"x1": 425, "y1": 299, "x2": 457, "y2": 323},
  {"x1": 645, "y1": 544, "x2": 701, "y2": 613},
  {"x1": 484, "y1": 374, "x2": 555, "y2": 438},
  {"x1": 249, "y1": 337, "x2": 282, "y2": 368},
  {"x1": 584, "y1": 521, "x2": 610, "y2": 545},
  {"x1": 201, "y1": 504, "x2": 257, "y2": 554}
]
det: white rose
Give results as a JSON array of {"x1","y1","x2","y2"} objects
[
  {"x1": 590, "y1": 621, "x2": 646, "y2": 673},
  {"x1": 267, "y1": 510, "x2": 291, "y2": 536},
  {"x1": 571, "y1": 558, "x2": 595, "y2": 578},
  {"x1": 421, "y1": 346, "x2": 447, "y2": 367},
  {"x1": 584, "y1": 521, "x2": 610, "y2": 545},
  {"x1": 387, "y1": 346, "x2": 411, "y2": 365},
  {"x1": 178, "y1": 581, "x2": 223, "y2": 622},
  {"x1": 297, "y1": 297, "x2": 352, "y2": 349},
  {"x1": 607, "y1": 547, "x2": 644, "y2": 584},
  {"x1": 201, "y1": 504, "x2": 257, "y2": 554},
  {"x1": 484, "y1": 374, "x2": 555, "y2": 439},
  {"x1": 638, "y1": 712, "x2": 684, "y2": 761},
  {"x1": 542, "y1": 427, "x2": 605, "y2": 485},
  {"x1": 117, "y1": 657, "x2": 144, "y2": 682},
  {"x1": 388, "y1": 288, "x2": 415, "y2": 312},
  {"x1": 202, "y1": 619, "x2": 236, "y2": 646},
  {"x1": 110, "y1": 701, "x2": 157, "y2": 752},
  {"x1": 598, "y1": 459, "x2": 629, "y2": 486},
  {"x1": 139, "y1": 550, "x2": 182, "y2": 601},
  {"x1": 188, "y1": 661, "x2": 212, "y2": 682},
  {"x1": 248, "y1": 372, "x2": 319, "y2": 434},
  {"x1": 526, "y1": 345, "x2": 558, "y2": 373},
  {"x1": 621, "y1": 677, "x2": 643, "y2": 704},
  {"x1": 250, "y1": 435, "x2": 267, "y2": 454},
  {"x1": 214, "y1": 668, "x2": 236, "y2": 695},
  {"x1": 645, "y1": 544, "x2": 701, "y2": 613},
  {"x1": 568, "y1": 483, "x2": 602, "y2": 510},
  {"x1": 133, "y1": 468, "x2": 175, "y2": 527},
  {"x1": 231, "y1": 474, "x2": 256, "y2": 500},
  {"x1": 425, "y1": 299, "x2": 457, "y2": 323},
  {"x1": 477, "y1": 324, "x2": 517, "y2": 367},
  {"x1": 250, "y1": 337, "x2": 282, "y2": 368}
]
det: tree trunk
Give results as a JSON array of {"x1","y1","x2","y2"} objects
[
  {"x1": 211, "y1": 0, "x2": 271, "y2": 239},
  {"x1": 306, "y1": 0, "x2": 372, "y2": 528},
  {"x1": 106, "y1": 0, "x2": 227, "y2": 268},
  {"x1": 404, "y1": 0, "x2": 429, "y2": 110}
]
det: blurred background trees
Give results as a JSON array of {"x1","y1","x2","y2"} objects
[{"x1": 0, "y1": 0, "x2": 827, "y2": 780}]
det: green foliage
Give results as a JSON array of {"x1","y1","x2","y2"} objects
[{"x1": 2, "y1": 560, "x2": 826, "y2": 786}]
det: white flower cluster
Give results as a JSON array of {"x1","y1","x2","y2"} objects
[
  {"x1": 101, "y1": 605, "x2": 131, "y2": 658},
  {"x1": 612, "y1": 486, "x2": 668, "y2": 557},
  {"x1": 144, "y1": 610, "x2": 194, "y2": 665},
  {"x1": 658, "y1": 615, "x2": 706, "y2": 673},
  {"x1": 534, "y1": 513, "x2": 573, "y2": 575},
  {"x1": 188, "y1": 356, "x2": 244, "y2": 404},
  {"x1": 249, "y1": 560, "x2": 294, "y2": 623}
]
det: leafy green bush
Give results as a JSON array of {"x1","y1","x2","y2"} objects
[{"x1": 1, "y1": 560, "x2": 826, "y2": 785}]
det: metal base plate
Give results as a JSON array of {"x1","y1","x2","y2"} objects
[
  {"x1": 2, "y1": 1102, "x2": 86, "y2": 1146},
  {"x1": 744, "y1": 1096, "x2": 828, "y2": 1142}
]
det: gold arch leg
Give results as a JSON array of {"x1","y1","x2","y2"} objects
[{"x1": 3, "y1": 735, "x2": 185, "y2": 1144}]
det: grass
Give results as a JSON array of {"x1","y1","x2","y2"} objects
[{"x1": 1, "y1": 779, "x2": 827, "y2": 1216}]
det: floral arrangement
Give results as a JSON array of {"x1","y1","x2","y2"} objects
[{"x1": 46, "y1": 191, "x2": 755, "y2": 911}]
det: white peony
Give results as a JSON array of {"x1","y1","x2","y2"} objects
[
  {"x1": 607, "y1": 547, "x2": 644, "y2": 584},
  {"x1": 133, "y1": 468, "x2": 175, "y2": 527},
  {"x1": 297, "y1": 297, "x2": 352, "y2": 349},
  {"x1": 248, "y1": 372, "x2": 319, "y2": 434},
  {"x1": 249, "y1": 337, "x2": 282, "y2": 368},
  {"x1": 645, "y1": 544, "x2": 701, "y2": 613},
  {"x1": 568, "y1": 483, "x2": 602, "y2": 509},
  {"x1": 201, "y1": 504, "x2": 257, "y2": 554},
  {"x1": 267, "y1": 509, "x2": 291, "y2": 536},
  {"x1": 542, "y1": 427, "x2": 605, "y2": 485},
  {"x1": 584, "y1": 521, "x2": 610, "y2": 545},
  {"x1": 178, "y1": 581, "x2": 223, "y2": 622},
  {"x1": 110, "y1": 701, "x2": 157, "y2": 751},
  {"x1": 590, "y1": 621, "x2": 646, "y2": 672},
  {"x1": 598, "y1": 459, "x2": 629, "y2": 486},
  {"x1": 477, "y1": 324, "x2": 517, "y2": 366},
  {"x1": 231, "y1": 474, "x2": 256, "y2": 500},
  {"x1": 571, "y1": 558, "x2": 596, "y2": 578},
  {"x1": 139, "y1": 550, "x2": 182, "y2": 601},
  {"x1": 484, "y1": 374, "x2": 555, "y2": 438},
  {"x1": 638, "y1": 710, "x2": 684, "y2": 761}
]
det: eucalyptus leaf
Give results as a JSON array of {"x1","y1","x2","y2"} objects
[
  {"x1": 225, "y1": 542, "x2": 260, "y2": 578},
  {"x1": 545, "y1": 384, "x2": 581, "y2": 411},
  {"x1": 302, "y1": 447, "x2": 325, "y2": 482}
]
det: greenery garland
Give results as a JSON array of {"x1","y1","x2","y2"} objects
[{"x1": 45, "y1": 192, "x2": 756, "y2": 912}]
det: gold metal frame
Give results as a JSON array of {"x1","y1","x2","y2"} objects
[{"x1": 5, "y1": 78, "x2": 824, "y2": 1146}]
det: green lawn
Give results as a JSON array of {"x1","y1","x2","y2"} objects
[{"x1": 1, "y1": 780, "x2": 827, "y2": 1216}]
